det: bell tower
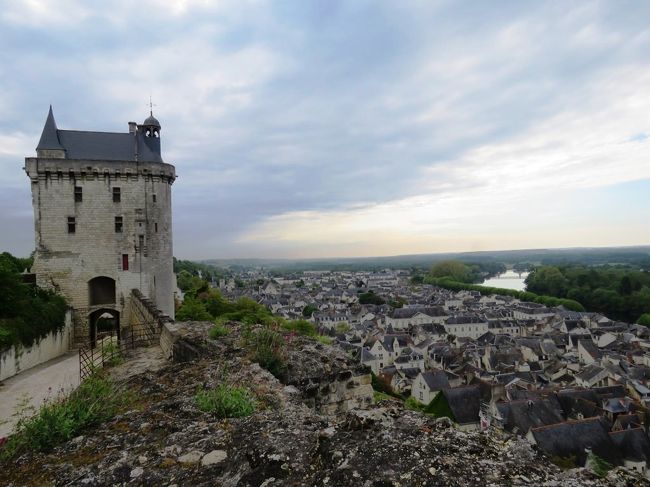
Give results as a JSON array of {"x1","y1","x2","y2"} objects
[{"x1": 140, "y1": 111, "x2": 162, "y2": 156}]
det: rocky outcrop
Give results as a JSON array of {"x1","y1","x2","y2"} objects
[{"x1": 1, "y1": 323, "x2": 645, "y2": 486}]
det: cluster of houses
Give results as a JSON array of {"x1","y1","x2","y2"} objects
[{"x1": 218, "y1": 269, "x2": 650, "y2": 477}]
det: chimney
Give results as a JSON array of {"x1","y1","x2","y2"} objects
[{"x1": 128, "y1": 122, "x2": 137, "y2": 134}]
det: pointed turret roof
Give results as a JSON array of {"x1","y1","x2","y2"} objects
[{"x1": 36, "y1": 105, "x2": 64, "y2": 151}]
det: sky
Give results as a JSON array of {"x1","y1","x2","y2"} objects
[{"x1": 0, "y1": 0, "x2": 649, "y2": 260}]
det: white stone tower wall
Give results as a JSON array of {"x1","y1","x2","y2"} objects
[{"x1": 25, "y1": 157, "x2": 175, "y2": 343}]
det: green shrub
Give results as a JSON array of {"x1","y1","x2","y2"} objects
[
  {"x1": 209, "y1": 323, "x2": 230, "y2": 339},
  {"x1": 0, "y1": 374, "x2": 131, "y2": 461},
  {"x1": 195, "y1": 384, "x2": 255, "y2": 418},
  {"x1": 0, "y1": 254, "x2": 68, "y2": 350},
  {"x1": 175, "y1": 296, "x2": 212, "y2": 321},
  {"x1": 550, "y1": 455, "x2": 577, "y2": 470},
  {"x1": 638, "y1": 314, "x2": 650, "y2": 327},
  {"x1": 587, "y1": 452, "x2": 613, "y2": 477}
]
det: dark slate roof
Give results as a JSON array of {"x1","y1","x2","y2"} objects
[
  {"x1": 443, "y1": 385, "x2": 481, "y2": 425},
  {"x1": 498, "y1": 397, "x2": 565, "y2": 434},
  {"x1": 613, "y1": 413, "x2": 641, "y2": 430},
  {"x1": 609, "y1": 428, "x2": 650, "y2": 463},
  {"x1": 556, "y1": 389, "x2": 600, "y2": 419},
  {"x1": 579, "y1": 339, "x2": 601, "y2": 359},
  {"x1": 575, "y1": 364, "x2": 605, "y2": 383},
  {"x1": 35, "y1": 107, "x2": 163, "y2": 163},
  {"x1": 531, "y1": 417, "x2": 620, "y2": 466},
  {"x1": 36, "y1": 106, "x2": 64, "y2": 150},
  {"x1": 144, "y1": 113, "x2": 161, "y2": 128},
  {"x1": 420, "y1": 371, "x2": 449, "y2": 392},
  {"x1": 399, "y1": 367, "x2": 421, "y2": 380}
]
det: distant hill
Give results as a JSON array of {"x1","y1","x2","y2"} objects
[{"x1": 200, "y1": 245, "x2": 650, "y2": 272}]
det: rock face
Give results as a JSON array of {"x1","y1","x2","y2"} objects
[
  {"x1": 0, "y1": 323, "x2": 644, "y2": 486},
  {"x1": 284, "y1": 339, "x2": 374, "y2": 415}
]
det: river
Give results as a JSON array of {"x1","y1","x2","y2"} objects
[{"x1": 481, "y1": 270, "x2": 529, "y2": 291}]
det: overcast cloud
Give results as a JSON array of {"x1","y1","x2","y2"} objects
[{"x1": 0, "y1": 0, "x2": 648, "y2": 259}]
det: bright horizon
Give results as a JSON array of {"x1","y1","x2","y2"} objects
[{"x1": 1, "y1": 1, "x2": 649, "y2": 260}]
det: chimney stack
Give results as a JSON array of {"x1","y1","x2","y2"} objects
[{"x1": 128, "y1": 122, "x2": 137, "y2": 134}]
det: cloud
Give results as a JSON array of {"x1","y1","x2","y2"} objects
[
  {"x1": 0, "y1": 1, "x2": 649, "y2": 258},
  {"x1": 240, "y1": 63, "x2": 650, "y2": 257}
]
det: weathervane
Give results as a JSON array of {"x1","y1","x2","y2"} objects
[{"x1": 148, "y1": 95, "x2": 157, "y2": 115}]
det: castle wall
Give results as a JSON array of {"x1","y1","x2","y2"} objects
[
  {"x1": 25, "y1": 157, "x2": 175, "y2": 344},
  {"x1": 0, "y1": 310, "x2": 73, "y2": 382}
]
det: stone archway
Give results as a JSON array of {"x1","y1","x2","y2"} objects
[{"x1": 88, "y1": 308, "x2": 120, "y2": 348}]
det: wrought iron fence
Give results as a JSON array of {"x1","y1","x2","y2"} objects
[{"x1": 79, "y1": 325, "x2": 159, "y2": 381}]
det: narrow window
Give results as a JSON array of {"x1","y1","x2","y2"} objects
[
  {"x1": 152, "y1": 194, "x2": 157, "y2": 203},
  {"x1": 138, "y1": 235, "x2": 144, "y2": 251},
  {"x1": 115, "y1": 216, "x2": 123, "y2": 233},
  {"x1": 122, "y1": 254, "x2": 129, "y2": 270},
  {"x1": 154, "y1": 222, "x2": 158, "y2": 233},
  {"x1": 74, "y1": 186, "x2": 82, "y2": 202},
  {"x1": 67, "y1": 217, "x2": 76, "y2": 233},
  {"x1": 113, "y1": 187, "x2": 121, "y2": 202}
]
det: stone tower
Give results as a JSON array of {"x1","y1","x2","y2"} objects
[{"x1": 25, "y1": 106, "x2": 176, "y2": 345}]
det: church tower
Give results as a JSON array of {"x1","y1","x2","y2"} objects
[{"x1": 25, "y1": 107, "x2": 176, "y2": 345}]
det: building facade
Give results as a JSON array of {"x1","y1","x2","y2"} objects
[{"x1": 25, "y1": 107, "x2": 176, "y2": 344}]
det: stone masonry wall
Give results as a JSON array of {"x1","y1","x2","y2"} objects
[
  {"x1": 0, "y1": 309, "x2": 73, "y2": 381},
  {"x1": 25, "y1": 157, "x2": 175, "y2": 344}
]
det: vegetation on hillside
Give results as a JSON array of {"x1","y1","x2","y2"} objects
[
  {"x1": 411, "y1": 260, "x2": 506, "y2": 285},
  {"x1": 0, "y1": 252, "x2": 68, "y2": 349},
  {"x1": 424, "y1": 277, "x2": 585, "y2": 312},
  {"x1": 526, "y1": 265, "x2": 650, "y2": 323},
  {"x1": 175, "y1": 279, "x2": 333, "y2": 378},
  {"x1": 195, "y1": 384, "x2": 255, "y2": 418},
  {"x1": 174, "y1": 258, "x2": 227, "y2": 293},
  {"x1": 0, "y1": 374, "x2": 131, "y2": 461}
]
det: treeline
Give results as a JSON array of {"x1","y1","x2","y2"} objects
[
  {"x1": 174, "y1": 258, "x2": 229, "y2": 292},
  {"x1": 0, "y1": 252, "x2": 67, "y2": 349},
  {"x1": 425, "y1": 277, "x2": 585, "y2": 312},
  {"x1": 526, "y1": 265, "x2": 650, "y2": 323},
  {"x1": 412, "y1": 260, "x2": 506, "y2": 285}
]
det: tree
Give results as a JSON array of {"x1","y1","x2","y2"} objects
[
  {"x1": 176, "y1": 297, "x2": 212, "y2": 321},
  {"x1": 429, "y1": 261, "x2": 471, "y2": 283},
  {"x1": 359, "y1": 291, "x2": 385, "y2": 305},
  {"x1": 302, "y1": 304, "x2": 318, "y2": 317},
  {"x1": 638, "y1": 314, "x2": 650, "y2": 327},
  {"x1": 525, "y1": 266, "x2": 569, "y2": 297},
  {"x1": 618, "y1": 276, "x2": 633, "y2": 295}
]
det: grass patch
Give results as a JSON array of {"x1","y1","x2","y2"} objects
[
  {"x1": 281, "y1": 319, "x2": 317, "y2": 337},
  {"x1": 195, "y1": 384, "x2": 255, "y2": 418},
  {"x1": 100, "y1": 341, "x2": 123, "y2": 367},
  {"x1": 208, "y1": 323, "x2": 230, "y2": 339},
  {"x1": 0, "y1": 374, "x2": 131, "y2": 461},
  {"x1": 373, "y1": 391, "x2": 395, "y2": 403},
  {"x1": 243, "y1": 327, "x2": 287, "y2": 380},
  {"x1": 314, "y1": 335, "x2": 333, "y2": 345}
]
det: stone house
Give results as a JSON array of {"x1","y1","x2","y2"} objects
[{"x1": 411, "y1": 370, "x2": 449, "y2": 405}]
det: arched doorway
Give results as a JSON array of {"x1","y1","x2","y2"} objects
[
  {"x1": 89, "y1": 308, "x2": 120, "y2": 347},
  {"x1": 88, "y1": 276, "x2": 116, "y2": 306}
]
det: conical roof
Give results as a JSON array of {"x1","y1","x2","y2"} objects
[{"x1": 36, "y1": 105, "x2": 64, "y2": 150}]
